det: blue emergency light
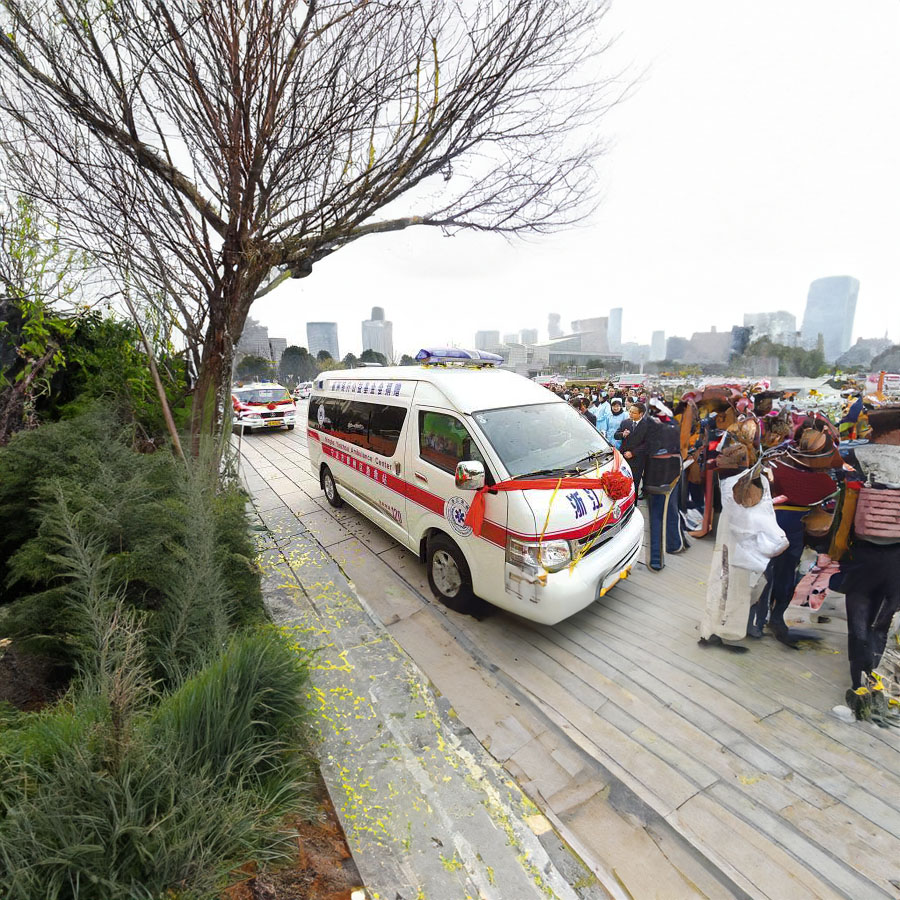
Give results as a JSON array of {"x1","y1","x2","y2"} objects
[{"x1": 415, "y1": 347, "x2": 503, "y2": 366}]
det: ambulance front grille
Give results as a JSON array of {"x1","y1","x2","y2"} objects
[{"x1": 572, "y1": 505, "x2": 634, "y2": 557}]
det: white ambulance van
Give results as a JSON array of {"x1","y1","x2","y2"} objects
[{"x1": 306, "y1": 349, "x2": 643, "y2": 625}]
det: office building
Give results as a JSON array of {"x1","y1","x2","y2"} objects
[
  {"x1": 503, "y1": 343, "x2": 551, "y2": 376},
  {"x1": 619, "y1": 342, "x2": 650, "y2": 365},
  {"x1": 503, "y1": 333, "x2": 519, "y2": 346},
  {"x1": 608, "y1": 308, "x2": 623, "y2": 353},
  {"x1": 548, "y1": 313, "x2": 563, "y2": 339},
  {"x1": 268, "y1": 337, "x2": 287, "y2": 366},
  {"x1": 520, "y1": 328, "x2": 539, "y2": 346},
  {"x1": 666, "y1": 336, "x2": 691, "y2": 361},
  {"x1": 534, "y1": 317, "x2": 612, "y2": 365},
  {"x1": 236, "y1": 318, "x2": 288, "y2": 365},
  {"x1": 688, "y1": 327, "x2": 732, "y2": 364},
  {"x1": 361, "y1": 306, "x2": 394, "y2": 361},
  {"x1": 307, "y1": 321, "x2": 340, "y2": 360},
  {"x1": 743, "y1": 311, "x2": 797, "y2": 346},
  {"x1": 650, "y1": 331, "x2": 666, "y2": 361},
  {"x1": 475, "y1": 330, "x2": 501, "y2": 351},
  {"x1": 800, "y1": 276, "x2": 859, "y2": 362}
]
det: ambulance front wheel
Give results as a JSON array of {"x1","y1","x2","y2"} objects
[
  {"x1": 321, "y1": 465, "x2": 343, "y2": 508},
  {"x1": 427, "y1": 534, "x2": 476, "y2": 612}
]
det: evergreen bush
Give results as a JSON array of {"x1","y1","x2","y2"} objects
[
  {"x1": 0, "y1": 509, "x2": 315, "y2": 900},
  {"x1": 0, "y1": 406, "x2": 264, "y2": 680},
  {"x1": 0, "y1": 630, "x2": 315, "y2": 900}
]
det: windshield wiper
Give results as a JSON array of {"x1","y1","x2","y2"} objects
[
  {"x1": 513, "y1": 467, "x2": 571, "y2": 480},
  {"x1": 573, "y1": 449, "x2": 614, "y2": 472}
]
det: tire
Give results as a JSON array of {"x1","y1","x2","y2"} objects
[
  {"x1": 242, "y1": 425, "x2": 252, "y2": 436},
  {"x1": 426, "y1": 533, "x2": 479, "y2": 614},
  {"x1": 321, "y1": 465, "x2": 343, "y2": 508},
  {"x1": 287, "y1": 424, "x2": 295, "y2": 430}
]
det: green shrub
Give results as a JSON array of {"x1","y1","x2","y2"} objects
[
  {"x1": 0, "y1": 628, "x2": 315, "y2": 900},
  {"x1": 0, "y1": 407, "x2": 264, "y2": 681},
  {"x1": 52, "y1": 313, "x2": 190, "y2": 439}
]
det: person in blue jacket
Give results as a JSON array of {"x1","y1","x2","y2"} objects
[{"x1": 599, "y1": 397, "x2": 627, "y2": 447}]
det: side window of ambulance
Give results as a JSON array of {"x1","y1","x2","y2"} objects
[
  {"x1": 309, "y1": 398, "x2": 368, "y2": 450},
  {"x1": 418, "y1": 411, "x2": 487, "y2": 476},
  {"x1": 308, "y1": 398, "x2": 406, "y2": 458},
  {"x1": 368, "y1": 404, "x2": 407, "y2": 457}
]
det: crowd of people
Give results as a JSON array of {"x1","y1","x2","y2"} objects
[{"x1": 550, "y1": 381, "x2": 900, "y2": 726}]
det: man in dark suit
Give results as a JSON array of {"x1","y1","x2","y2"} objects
[
  {"x1": 644, "y1": 401, "x2": 685, "y2": 570},
  {"x1": 616, "y1": 402, "x2": 649, "y2": 498}
]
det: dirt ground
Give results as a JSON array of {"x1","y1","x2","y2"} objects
[
  {"x1": 0, "y1": 642, "x2": 68, "y2": 710},
  {"x1": 0, "y1": 643, "x2": 362, "y2": 900},
  {"x1": 223, "y1": 790, "x2": 362, "y2": 900}
]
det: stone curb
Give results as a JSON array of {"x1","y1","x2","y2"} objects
[{"x1": 248, "y1": 498, "x2": 614, "y2": 900}]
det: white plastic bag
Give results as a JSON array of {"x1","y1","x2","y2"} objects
[{"x1": 720, "y1": 472, "x2": 789, "y2": 572}]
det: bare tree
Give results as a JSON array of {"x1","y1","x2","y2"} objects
[{"x1": 0, "y1": 0, "x2": 621, "y2": 451}]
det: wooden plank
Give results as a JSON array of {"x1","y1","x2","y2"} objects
[
  {"x1": 671, "y1": 793, "x2": 846, "y2": 900},
  {"x1": 508, "y1": 621, "x2": 840, "y2": 813},
  {"x1": 459, "y1": 624, "x2": 702, "y2": 814},
  {"x1": 583, "y1": 597, "x2": 900, "y2": 765},
  {"x1": 706, "y1": 782, "x2": 896, "y2": 900}
]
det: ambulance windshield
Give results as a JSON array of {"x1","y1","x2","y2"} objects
[
  {"x1": 234, "y1": 387, "x2": 292, "y2": 404},
  {"x1": 472, "y1": 402, "x2": 612, "y2": 478}
]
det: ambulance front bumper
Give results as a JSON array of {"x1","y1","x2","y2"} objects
[{"x1": 505, "y1": 508, "x2": 644, "y2": 625}]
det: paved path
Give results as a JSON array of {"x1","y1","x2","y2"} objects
[{"x1": 238, "y1": 422, "x2": 900, "y2": 900}]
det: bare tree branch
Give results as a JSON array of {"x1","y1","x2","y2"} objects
[{"x1": 0, "y1": 0, "x2": 626, "y2": 450}]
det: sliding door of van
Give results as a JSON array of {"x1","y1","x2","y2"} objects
[{"x1": 310, "y1": 393, "x2": 410, "y2": 545}]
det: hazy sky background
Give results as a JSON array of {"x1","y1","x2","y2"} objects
[{"x1": 253, "y1": 0, "x2": 900, "y2": 358}]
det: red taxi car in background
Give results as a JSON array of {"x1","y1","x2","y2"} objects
[{"x1": 231, "y1": 382, "x2": 297, "y2": 434}]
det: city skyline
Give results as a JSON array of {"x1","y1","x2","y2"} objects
[{"x1": 252, "y1": 1, "x2": 899, "y2": 356}]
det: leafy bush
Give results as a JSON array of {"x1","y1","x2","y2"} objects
[
  {"x1": 51, "y1": 313, "x2": 190, "y2": 438},
  {"x1": 0, "y1": 406, "x2": 264, "y2": 681}
]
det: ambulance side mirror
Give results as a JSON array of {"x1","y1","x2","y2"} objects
[{"x1": 455, "y1": 460, "x2": 485, "y2": 491}]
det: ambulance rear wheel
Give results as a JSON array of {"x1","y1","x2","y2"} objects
[
  {"x1": 427, "y1": 534, "x2": 476, "y2": 613},
  {"x1": 321, "y1": 466, "x2": 343, "y2": 508}
]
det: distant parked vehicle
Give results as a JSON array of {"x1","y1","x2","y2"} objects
[
  {"x1": 232, "y1": 383, "x2": 296, "y2": 434},
  {"x1": 293, "y1": 382, "x2": 313, "y2": 400}
]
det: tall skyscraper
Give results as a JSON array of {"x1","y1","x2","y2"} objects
[
  {"x1": 237, "y1": 317, "x2": 288, "y2": 365},
  {"x1": 650, "y1": 331, "x2": 666, "y2": 361},
  {"x1": 520, "y1": 328, "x2": 538, "y2": 345},
  {"x1": 608, "y1": 308, "x2": 623, "y2": 353},
  {"x1": 475, "y1": 330, "x2": 501, "y2": 351},
  {"x1": 307, "y1": 322, "x2": 339, "y2": 359},
  {"x1": 548, "y1": 313, "x2": 563, "y2": 339},
  {"x1": 800, "y1": 276, "x2": 859, "y2": 362},
  {"x1": 361, "y1": 306, "x2": 394, "y2": 360}
]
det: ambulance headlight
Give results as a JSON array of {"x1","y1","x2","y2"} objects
[{"x1": 506, "y1": 537, "x2": 572, "y2": 573}]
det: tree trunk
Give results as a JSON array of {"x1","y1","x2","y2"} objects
[{"x1": 189, "y1": 262, "x2": 266, "y2": 457}]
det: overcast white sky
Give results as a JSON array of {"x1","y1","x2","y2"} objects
[{"x1": 253, "y1": 0, "x2": 900, "y2": 359}]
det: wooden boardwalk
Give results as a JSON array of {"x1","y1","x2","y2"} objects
[{"x1": 239, "y1": 426, "x2": 900, "y2": 900}]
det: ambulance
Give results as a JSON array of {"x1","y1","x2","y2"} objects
[
  {"x1": 231, "y1": 382, "x2": 297, "y2": 433},
  {"x1": 306, "y1": 349, "x2": 643, "y2": 625}
]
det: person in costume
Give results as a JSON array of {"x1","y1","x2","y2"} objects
[
  {"x1": 835, "y1": 405, "x2": 900, "y2": 723},
  {"x1": 699, "y1": 454, "x2": 787, "y2": 653},
  {"x1": 750, "y1": 422, "x2": 841, "y2": 646}
]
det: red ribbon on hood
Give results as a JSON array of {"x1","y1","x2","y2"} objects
[{"x1": 464, "y1": 451, "x2": 629, "y2": 537}]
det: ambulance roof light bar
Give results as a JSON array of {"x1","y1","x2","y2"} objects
[{"x1": 415, "y1": 347, "x2": 503, "y2": 367}]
